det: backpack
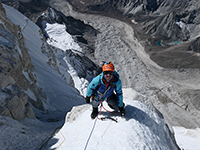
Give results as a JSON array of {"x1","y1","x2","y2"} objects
[{"x1": 95, "y1": 61, "x2": 105, "y2": 76}]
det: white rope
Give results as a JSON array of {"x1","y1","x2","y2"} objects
[{"x1": 84, "y1": 116, "x2": 98, "y2": 150}]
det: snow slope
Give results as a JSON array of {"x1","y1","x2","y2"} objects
[
  {"x1": 49, "y1": 99, "x2": 177, "y2": 150},
  {"x1": 3, "y1": 4, "x2": 85, "y2": 113},
  {"x1": 173, "y1": 127, "x2": 200, "y2": 150}
]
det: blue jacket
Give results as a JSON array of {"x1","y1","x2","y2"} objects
[{"x1": 86, "y1": 71, "x2": 123, "y2": 107}]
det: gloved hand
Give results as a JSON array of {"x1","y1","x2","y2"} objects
[
  {"x1": 119, "y1": 103, "x2": 125, "y2": 116},
  {"x1": 85, "y1": 96, "x2": 90, "y2": 103}
]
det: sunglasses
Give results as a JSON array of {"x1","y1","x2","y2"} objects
[{"x1": 104, "y1": 71, "x2": 114, "y2": 75}]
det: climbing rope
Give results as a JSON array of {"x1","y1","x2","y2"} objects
[
  {"x1": 83, "y1": 117, "x2": 97, "y2": 150},
  {"x1": 84, "y1": 102, "x2": 118, "y2": 150},
  {"x1": 102, "y1": 105, "x2": 118, "y2": 113},
  {"x1": 97, "y1": 102, "x2": 103, "y2": 120},
  {"x1": 84, "y1": 103, "x2": 103, "y2": 150},
  {"x1": 39, "y1": 101, "x2": 119, "y2": 150},
  {"x1": 97, "y1": 102, "x2": 118, "y2": 123},
  {"x1": 56, "y1": 130, "x2": 66, "y2": 150},
  {"x1": 38, "y1": 126, "x2": 61, "y2": 150}
]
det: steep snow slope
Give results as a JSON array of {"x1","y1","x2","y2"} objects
[
  {"x1": 0, "y1": 3, "x2": 86, "y2": 150},
  {"x1": 49, "y1": 100, "x2": 178, "y2": 150},
  {"x1": 3, "y1": 4, "x2": 85, "y2": 113}
]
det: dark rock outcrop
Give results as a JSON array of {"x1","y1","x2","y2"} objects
[{"x1": 0, "y1": 2, "x2": 46, "y2": 120}]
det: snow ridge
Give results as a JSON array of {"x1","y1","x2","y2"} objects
[{"x1": 49, "y1": 100, "x2": 178, "y2": 150}]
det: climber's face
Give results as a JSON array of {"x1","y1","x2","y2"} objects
[{"x1": 103, "y1": 71, "x2": 114, "y2": 82}]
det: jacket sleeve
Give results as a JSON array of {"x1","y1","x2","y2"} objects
[
  {"x1": 86, "y1": 76, "x2": 101, "y2": 97},
  {"x1": 115, "y1": 79, "x2": 123, "y2": 107}
]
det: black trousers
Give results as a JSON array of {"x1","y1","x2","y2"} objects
[{"x1": 91, "y1": 93, "x2": 119, "y2": 111}]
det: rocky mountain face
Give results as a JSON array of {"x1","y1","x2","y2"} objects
[
  {"x1": 0, "y1": 2, "x2": 38, "y2": 120},
  {"x1": 1, "y1": 0, "x2": 200, "y2": 134},
  {"x1": 36, "y1": 7, "x2": 99, "y2": 62},
  {"x1": 69, "y1": 0, "x2": 200, "y2": 68},
  {"x1": 0, "y1": 0, "x2": 98, "y2": 122}
]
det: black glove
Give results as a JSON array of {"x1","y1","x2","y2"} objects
[
  {"x1": 85, "y1": 96, "x2": 90, "y2": 103},
  {"x1": 119, "y1": 103, "x2": 125, "y2": 116}
]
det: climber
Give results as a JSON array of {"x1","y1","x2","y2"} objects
[{"x1": 85, "y1": 62, "x2": 125, "y2": 119}]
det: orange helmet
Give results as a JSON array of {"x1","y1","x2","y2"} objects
[{"x1": 102, "y1": 62, "x2": 115, "y2": 72}]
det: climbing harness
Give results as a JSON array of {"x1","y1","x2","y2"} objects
[
  {"x1": 96, "y1": 86, "x2": 111, "y2": 99},
  {"x1": 92, "y1": 74, "x2": 116, "y2": 101}
]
